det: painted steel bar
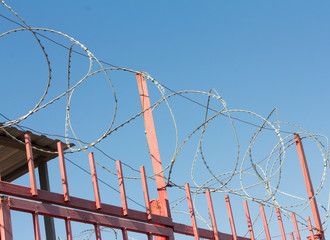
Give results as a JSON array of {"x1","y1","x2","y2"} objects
[
  {"x1": 8, "y1": 197, "x2": 174, "y2": 238},
  {"x1": 0, "y1": 197, "x2": 12, "y2": 240},
  {"x1": 276, "y1": 208, "x2": 286, "y2": 240},
  {"x1": 122, "y1": 229, "x2": 129, "y2": 240},
  {"x1": 206, "y1": 189, "x2": 219, "y2": 240},
  {"x1": 147, "y1": 233, "x2": 153, "y2": 240},
  {"x1": 32, "y1": 212, "x2": 41, "y2": 240},
  {"x1": 116, "y1": 161, "x2": 128, "y2": 216},
  {"x1": 57, "y1": 141, "x2": 70, "y2": 202},
  {"x1": 136, "y1": 74, "x2": 170, "y2": 217},
  {"x1": 0, "y1": 181, "x2": 172, "y2": 226},
  {"x1": 89, "y1": 153, "x2": 101, "y2": 210},
  {"x1": 140, "y1": 166, "x2": 152, "y2": 220},
  {"x1": 225, "y1": 195, "x2": 237, "y2": 240},
  {"x1": 295, "y1": 135, "x2": 324, "y2": 238},
  {"x1": 259, "y1": 205, "x2": 271, "y2": 240},
  {"x1": 307, "y1": 216, "x2": 315, "y2": 240},
  {"x1": 291, "y1": 213, "x2": 301, "y2": 240},
  {"x1": 243, "y1": 200, "x2": 255, "y2": 240},
  {"x1": 289, "y1": 232, "x2": 294, "y2": 240},
  {"x1": 95, "y1": 224, "x2": 102, "y2": 240},
  {"x1": 185, "y1": 183, "x2": 200, "y2": 240},
  {"x1": 65, "y1": 218, "x2": 73, "y2": 240},
  {"x1": 24, "y1": 133, "x2": 38, "y2": 196}
]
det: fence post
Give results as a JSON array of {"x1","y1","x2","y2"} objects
[
  {"x1": 243, "y1": 200, "x2": 255, "y2": 240},
  {"x1": 185, "y1": 183, "x2": 199, "y2": 240},
  {"x1": 259, "y1": 205, "x2": 271, "y2": 240},
  {"x1": 89, "y1": 153, "x2": 102, "y2": 210},
  {"x1": 295, "y1": 135, "x2": 324, "y2": 239},
  {"x1": 57, "y1": 142, "x2": 70, "y2": 202},
  {"x1": 0, "y1": 196, "x2": 12, "y2": 240},
  {"x1": 24, "y1": 133, "x2": 38, "y2": 196},
  {"x1": 276, "y1": 208, "x2": 286, "y2": 240},
  {"x1": 206, "y1": 189, "x2": 219, "y2": 240},
  {"x1": 225, "y1": 195, "x2": 237, "y2": 240}
]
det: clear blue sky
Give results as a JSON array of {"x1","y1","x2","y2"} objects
[{"x1": 1, "y1": 1, "x2": 330, "y2": 239}]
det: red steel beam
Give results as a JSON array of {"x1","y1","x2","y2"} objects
[
  {"x1": 225, "y1": 195, "x2": 237, "y2": 240},
  {"x1": 276, "y1": 208, "x2": 286, "y2": 240},
  {"x1": 65, "y1": 218, "x2": 72, "y2": 240},
  {"x1": 8, "y1": 197, "x2": 174, "y2": 238},
  {"x1": 206, "y1": 189, "x2": 219, "y2": 240},
  {"x1": 295, "y1": 135, "x2": 324, "y2": 239},
  {"x1": 140, "y1": 166, "x2": 152, "y2": 220},
  {"x1": 136, "y1": 74, "x2": 170, "y2": 218},
  {"x1": 89, "y1": 153, "x2": 102, "y2": 210},
  {"x1": 289, "y1": 232, "x2": 294, "y2": 240},
  {"x1": 243, "y1": 200, "x2": 255, "y2": 240},
  {"x1": 0, "y1": 197, "x2": 12, "y2": 240},
  {"x1": 122, "y1": 229, "x2": 129, "y2": 240},
  {"x1": 259, "y1": 205, "x2": 271, "y2": 240},
  {"x1": 57, "y1": 141, "x2": 70, "y2": 202},
  {"x1": 307, "y1": 216, "x2": 315, "y2": 240},
  {"x1": 24, "y1": 133, "x2": 38, "y2": 196},
  {"x1": 185, "y1": 183, "x2": 200, "y2": 240},
  {"x1": 32, "y1": 212, "x2": 41, "y2": 240},
  {"x1": 116, "y1": 161, "x2": 128, "y2": 216},
  {"x1": 291, "y1": 213, "x2": 301, "y2": 240}
]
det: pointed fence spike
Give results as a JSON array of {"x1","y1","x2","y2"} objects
[
  {"x1": 225, "y1": 195, "x2": 237, "y2": 240},
  {"x1": 116, "y1": 161, "x2": 128, "y2": 216},
  {"x1": 89, "y1": 153, "x2": 101, "y2": 210},
  {"x1": 24, "y1": 133, "x2": 38, "y2": 196},
  {"x1": 243, "y1": 200, "x2": 255, "y2": 240},
  {"x1": 259, "y1": 205, "x2": 271, "y2": 240},
  {"x1": 206, "y1": 189, "x2": 219, "y2": 240},
  {"x1": 185, "y1": 183, "x2": 200, "y2": 240},
  {"x1": 57, "y1": 142, "x2": 70, "y2": 202},
  {"x1": 276, "y1": 208, "x2": 286, "y2": 240},
  {"x1": 140, "y1": 166, "x2": 152, "y2": 220}
]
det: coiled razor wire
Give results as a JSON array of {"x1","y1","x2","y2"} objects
[{"x1": 1, "y1": 1, "x2": 329, "y2": 238}]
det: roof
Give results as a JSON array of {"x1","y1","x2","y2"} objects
[{"x1": 0, "y1": 125, "x2": 73, "y2": 182}]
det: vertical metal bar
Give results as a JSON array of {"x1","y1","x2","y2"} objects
[
  {"x1": 95, "y1": 224, "x2": 102, "y2": 240},
  {"x1": 140, "y1": 166, "x2": 152, "y2": 220},
  {"x1": 65, "y1": 218, "x2": 72, "y2": 240},
  {"x1": 225, "y1": 195, "x2": 237, "y2": 240},
  {"x1": 32, "y1": 212, "x2": 41, "y2": 240},
  {"x1": 57, "y1": 142, "x2": 70, "y2": 202},
  {"x1": 0, "y1": 197, "x2": 12, "y2": 240},
  {"x1": 307, "y1": 216, "x2": 315, "y2": 240},
  {"x1": 38, "y1": 161, "x2": 56, "y2": 240},
  {"x1": 291, "y1": 213, "x2": 301, "y2": 240},
  {"x1": 122, "y1": 229, "x2": 128, "y2": 240},
  {"x1": 24, "y1": 133, "x2": 38, "y2": 196},
  {"x1": 116, "y1": 161, "x2": 128, "y2": 216},
  {"x1": 243, "y1": 200, "x2": 255, "y2": 240},
  {"x1": 276, "y1": 208, "x2": 286, "y2": 240},
  {"x1": 206, "y1": 189, "x2": 219, "y2": 240},
  {"x1": 289, "y1": 232, "x2": 294, "y2": 240},
  {"x1": 185, "y1": 183, "x2": 200, "y2": 240},
  {"x1": 259, "y1": 204, "x2": 271, "y2": 240},
  {"x1": 147, "y1": 233, "x2": 153, "y2": 240},
  {"x1": 89, "y1": 153, "x2": 102, "y2": 210},
  {"x1": 136, "y1": 74, "x2": 170, "y2": 218},
  {"x1": 295, "y1": 135, "x2": 324, "y2": 238}
]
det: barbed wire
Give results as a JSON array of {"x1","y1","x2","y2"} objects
[{"x1": 1, "y1": 1, "x2": 329, "y2": 239}]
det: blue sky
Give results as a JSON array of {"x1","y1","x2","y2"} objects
[{"x1": 1, "y1": 1, "x2": 330, "y2": 239}]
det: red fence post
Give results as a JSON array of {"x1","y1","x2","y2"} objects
[
  {"x1": 140, "y1": 166, "x2": 152, "y2": 220},
  {"x1": 24, "y1": 133, "x2": 38, "y2": 196},
  {"x1": 89, "y1": 153, "x2": 102, "y2": 210},
  {"x1": 32, "y1": 212, "x2": 41, "y2": 240},
  {"x1": 307, "y1": 216, "x2": 315, "y2": 240},
  {"x1": 65, "y1": 218, "x2": 73, "y2": 240},
  {"x1": 136, "y1": 74, "x2": 170, "y2": 218},
  {"x1": 206, "y1": 189, "x2": 219, "y2": 240},
  {"x1": 259, "y1": 205, "x2": 271, "y2": 240},
  {"x1": 276, "y1": 208, "x2": 286, "y2": 240},
  {"x1": 57, "y1": 142, "x2": 70, "y2": 202},
  {"x1": 291, "y1": 213, "x2": 301, "y2": 240},
  {"x1": 116, "y1": 161, "x2": 128, "y2": 216},
  {"x1": 122, "y1": 229, "x2": 129, "y2": 240},
  {"x1": 225, "y1": 195, "x2": 237, "y2": 240},
  {"x1": 289, "y1": 232, "x2": 294, "y2": 240},
  {"x1": 0, "y1": 197, "x2": 12, "y2": 240},
  {"x1": 95, "y1": 224, "x2": 102, "y2": 240},
  {"x1": 185, "y1": 183, "x2": 200, "y2": 240},
  {"x1": 243, "y1": 200, "x2": 255, "y2": 240},
  {"x1": 295, "y1": 135, "x2": 324, "y2": 239}
]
